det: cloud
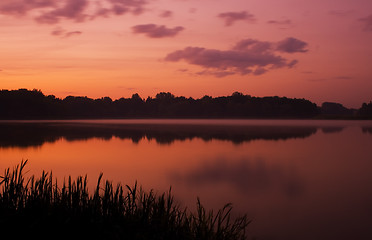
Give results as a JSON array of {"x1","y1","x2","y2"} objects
[
  {"x1": 35, "y1": 0, "x2": 89, "y2": 24},
  {"x1": 165, "y1": 47, "x2": 287, "y2": 76},
  {"x1": 328, "y1": 10, "x2": 354, "y2": 17},
  {"x1": 217, "y1": 11, "x2": 256, "y2": 26},
  {"x1": 165, "y1": 37, "x2": 308, "y2": 77},
  {"x1": 99, "y1": 0, "x2": 148, "y2": 16},
  {"x1": 267, "y1": 19, "x2": 293, "y2": 29},
  {"x1": 159, "y1": 10, "x2": 173, "y2": 18},
  {"x1": 289, "y1": 61, "x2": 298, "y2": 69},
  {"x1": 0, "y1": 0, "x2": 55, "y2": 16},
  {"x1": 267, "y1": 19, "x2": 292, "y2": 25},
  {"x1": 51, "y1": 27, "x2": 66, "y2": 36},
  {"x1": 359, "y1": 14, "x2": 372, "y2": 32},
  {"x1": 0, "y1": 0, "x2": 149, "y2": 24},
  {"x1": 276, "y1": 37, "x2": 308, "y2": 53},
  {"x1": 65, "y1": 31, "x2": 82, "y2": 38},
  {"x1": 132, "y1": 24, "x2": 184, "y2": 38},
  {"x1": 51, "y1": 27, "x2": 82, "y2": 38},
  {"x1": 253, "y1": 67, "x2": 268, "y2": 75},
  {"x1": 232, "y1": 39, "x2": 272, "y2": 53},
  {"x1": 171, "y1": 158, "x2": 305, "y2": 197},
  {"x1": 196, "y1": 70, "x2": 236, "y2": 78}
]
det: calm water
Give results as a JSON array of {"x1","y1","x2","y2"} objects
[{"x1": 1, "y1": 119, "x2": 372, "y2": 240}]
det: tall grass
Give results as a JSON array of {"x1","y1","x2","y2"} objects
[{"x1": 0, "y1": 160, "x2": 250, "y2": 239}]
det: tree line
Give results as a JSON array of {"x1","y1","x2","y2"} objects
[{"x1": 0, "y1": 89, "x2": 370, "y2": 119}]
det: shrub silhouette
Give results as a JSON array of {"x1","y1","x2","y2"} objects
[{"x1": 0, "y1": 160, "x2": 250, "y2": 240}]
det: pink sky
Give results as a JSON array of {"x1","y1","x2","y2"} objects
[{"x1": 0, "y1": 0, "x2": 371, "y2": 108}]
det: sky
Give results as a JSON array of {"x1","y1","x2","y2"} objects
[{"x1": 0, "y1": 0, "x2": 371, "y2": 108}]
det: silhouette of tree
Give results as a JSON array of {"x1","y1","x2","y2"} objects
[
  {"x1": 321, "y1": 102, "x2": 354, "y2": 116},
  {"x1": 357, "y1": 101, "x2": 372, "y2": 118},
  {"x1": 0, "y1": 88, "x2": 330, "y2": 119}
]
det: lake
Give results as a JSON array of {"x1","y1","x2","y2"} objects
[{"x1": 0, "y1": 119, "x2": 371, "y2": 240}]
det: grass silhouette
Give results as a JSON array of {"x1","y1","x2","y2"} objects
[{"x1": 0, "y1": 160, "x2": 249, "y2": 239}]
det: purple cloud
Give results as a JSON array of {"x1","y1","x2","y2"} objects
[
  {"x1": 233, "y1": 38, "x2": 308, "y2": 54},
  {"x1": 106, "y1": 0, "x2": 148, "y2": 16},
  {"x1": 35, "y1": 0, "x2": 88, "y2": 24},
  {"x1": 0, "y1": 0, "x2": 149, "y2": 24},
  {"x1": 165, "y1": 37, "x2": 308, "y2": 77},
  {"x1": 267, "y1": 19, "x2": 292, "y2": 25},
  {"x1": 0, "y1": 0, "x2": 55, "y2": 15},
  {"x1": 51, "y1": 28, "x2": 65, "y2": 36},
  {"x1": 253, "y1": 67, "x2": 267, "y2": 75},
  {"x1": 196, "y1": 70, "x2": 236, "y2": 78},
  {"x1": 159, "y1": 10, "x2": 173, "y2": 18},
  {"x1": 359, "y1": 14, "x2": 372, "y2": 32},
  {"x1": 217, "y1": 11, "x2": 256, "y2": 26},
  {"x1": 232, "y1": 39, "x2": 272, "y2": 53},
  {"x1": 65, "y1": 31, "x2": 82, "y2": 38},
  {"x1": 132, "y1": 24, "x2": 184, "y2": 38},
  {"x1": 288, "y1": 59, "x2": 298, "y2": 68},
  {"x1": 328, "y1": 10, "x2": 354, "y2": 17},
  {"x1": 267, "y1": 19, "x2": 293, "y2": 29},
  {"x1": 276, "y1": 37, "x2": 308, "y2": 53},
  {"x1": 165, "y1": 47, "x2": 287, "y2": 77},
  {"x1": 51, "y1": 27, "x2": 82, "y2": 38}
]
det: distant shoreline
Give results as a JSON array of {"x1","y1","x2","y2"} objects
[{"x1": 1, "y1": 89, "x2": 371, "y2": 120}]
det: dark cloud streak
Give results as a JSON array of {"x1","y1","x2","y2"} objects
[
  {"x1": 267, "y1": 19, "x2": 292, "y2": 25},
  {"x1": 51, "y1": 27, "x2": 82, "y2": 38},
  {"x1": 276, "y1": 37, "x2": 308, "y2": 53},
  {"x1": 132, "y1": 24, "x2": 184, "y2": 38},
  {"x1": 328, "y1": 10, "x2": 354, "y2": 17},
  {"x1": 217, "y1": 11, "x2": 256, "y2": 26},
  {"x1": 159, "y1": 10, "x2": 173, "y2": 18},
  {"x1": 359, "y1": 14, "x2": 372, "y2": 32}
]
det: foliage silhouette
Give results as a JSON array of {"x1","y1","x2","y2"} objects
[
  {"x1": 357, "y1": 101, "x2": 372, "y2": 119},
  {"x1": 0, "y1": 160, "x2": 250, "y2": 240},
  {"x1": 0, "y1": 89, "x2": 320, "y2": 119},
  {"x1": 320, "y1": 102, "x2": 355, "y2": 117}
]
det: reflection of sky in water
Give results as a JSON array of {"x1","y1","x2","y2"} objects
[
  {"x1": 0, "y1": 120, "x2": 372, "y2": 240},
  {"x1": 4, "y1": 119, "x2": 372, "y2": 148},
  {"x1": 0, "y1": 121, "x2": 321, "y2": 148},
  {"x1": 362, "y1": 127, "x2": 372, "y2": 134},
  {"x1": 171, "y1": 157, "x2": 304, "y2": 198}
]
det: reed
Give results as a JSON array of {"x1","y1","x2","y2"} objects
[{"x1": 0, "y1": 160, "x2": 250, "y2": 239}]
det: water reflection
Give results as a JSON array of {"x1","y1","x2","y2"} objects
[
  {"x1": 1, "y1": 120, "x2": 372, "y2": 240},
  {"x1": 171, "y1": 157, "x2": 304, "y2": 198},
  {"x1": 362, "y1": 127, "x2": 372, "y2": 134},
  {"x1": 0, "y1": 121, "x2": 319, "y2": 148},
  {"x1": 320, "y1": 126, "x2": 345, "y2": 134}
]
